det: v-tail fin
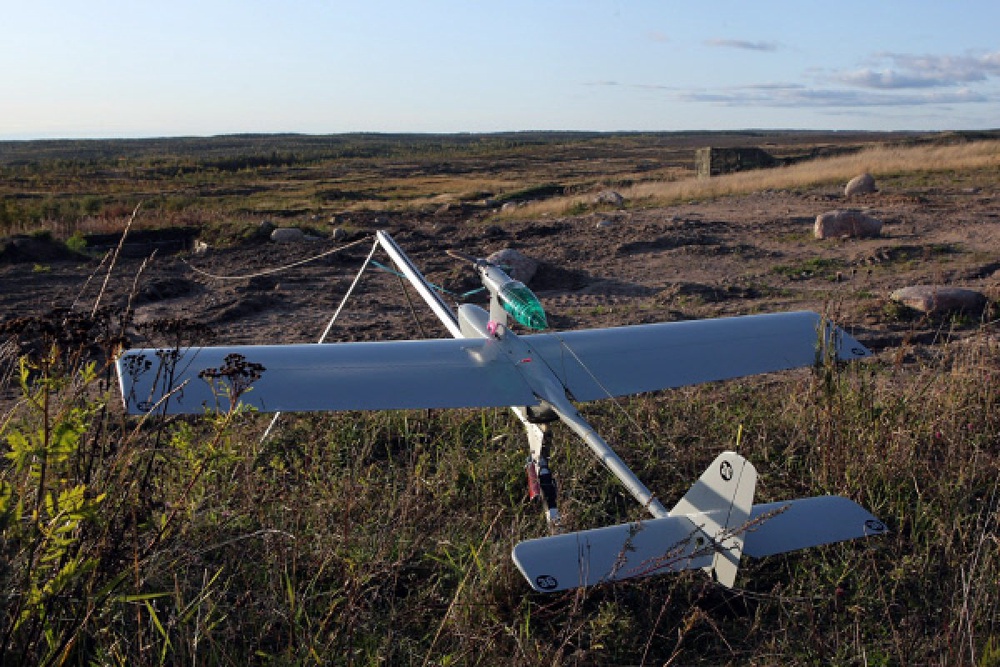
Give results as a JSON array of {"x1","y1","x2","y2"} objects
[{"x1": 668, "y1": 451, "x2": 757, "y2": 587}]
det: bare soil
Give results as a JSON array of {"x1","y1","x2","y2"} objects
[{"x1": 3, "y1": 183, "x2": 999, "y2": 359}]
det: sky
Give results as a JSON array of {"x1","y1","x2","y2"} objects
[{"x1": 2, "y1": 1, "x2": 999, "y2": 139}]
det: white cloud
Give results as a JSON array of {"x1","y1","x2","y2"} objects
[
  {"x1": 679, "y1": 85, "x2": 988, "y2": 108},
  {"x1": 836, "y1": 51, "x2": 1000, "y2": 89},
  {"x1": 704, "y1": 38, "x2": 779, "y2": 52}
]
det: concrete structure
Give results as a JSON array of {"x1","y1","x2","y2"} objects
[{"x1": 696, "y1": 147, "x2": 779, "y2": 178}]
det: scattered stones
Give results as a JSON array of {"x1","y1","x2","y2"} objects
[
  {"x1": 486, "y1": 248, "x2": 538, "y2": 284},
  {"x1": 594, "y1": 190, "x2": 625, "y2": 207},
  {"x1": 814, "y1": 209, "x2": 882, "y2": 239},
  {"x1": 890, "y1": 285, "x2": 987, "y2": 315},
  {"x1": 845, "y1": 173, "x2": 877, "y2": 197},
  {"x1": 270, "y1": 227, "x2": 307, "y2": 243}
]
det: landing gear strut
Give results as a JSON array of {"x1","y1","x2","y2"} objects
[{"x1": 515, "y1": 410, "x2": 561, "y2": 529}]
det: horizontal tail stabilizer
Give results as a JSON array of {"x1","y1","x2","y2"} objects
[
  {"x1": 512, "y1": 462, "x2": 887, "y2": 593},
  {"x1": 512, "y1": 451, "x2": 759, "y2": 592},
  {"x1": 742, "y1": 496, "x2": 887, "y2": 558},
  {"x1": 512, "y1": 515, "x2": 714, "y2": 593}
]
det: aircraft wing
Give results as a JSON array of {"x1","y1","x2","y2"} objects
[
  {"x1": 525, "y1": 311, "x2": 869, "y2": 402},
  {"x1": 117, "y1": 338, "x2": 539, "y2": 415}
]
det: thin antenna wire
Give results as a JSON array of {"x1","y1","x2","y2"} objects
[
  {"x1": 182, "y1": 236, "x2": 372, "y2": 281},
  {"x1": 317, "y1": 239, "x2": 381, "y2": 345},
  {"x1": 260, "y1": 238, "x2": 381, "y2": 443},
  {"x1": 396, "y1": 273, "x2": 428, "y2": 339},
  {"x1": 552, "y1": 331, "x2": 654, "y2": 443}
]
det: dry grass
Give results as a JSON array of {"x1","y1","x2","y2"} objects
[{"x1": 512, "y1": 140, "x2": 1000, "y2": 218}]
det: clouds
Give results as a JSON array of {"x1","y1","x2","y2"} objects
[
  {"x1": 594, "y1": 43, "x2": 998, "y2": 116},
  {"x1": 679, "y1": 85, "x2": 987, "y2": 108},
  {"x1": 704, "y1": 38, "x2": 779, "y2": 52},
  {"x1": 836, "y1": 51, "x2": 1000, "y2": 89}
]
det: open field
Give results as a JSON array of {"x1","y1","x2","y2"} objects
[{"x1": 1, "y1": 131, "x2": 999, "y2": 665}]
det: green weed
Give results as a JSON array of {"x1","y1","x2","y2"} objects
[{"x1": 772, "y1": 257, "x2": 845, "y2": 281}]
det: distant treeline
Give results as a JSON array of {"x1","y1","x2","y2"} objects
[{"x1": 6, "y1": 129, "x2": 987, "y2": 168}]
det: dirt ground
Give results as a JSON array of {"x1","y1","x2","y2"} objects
[{"x1": 2, "y1": 181, "x2": 998, "y2": 361}]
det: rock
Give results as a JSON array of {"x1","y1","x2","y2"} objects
[
  {"x1": 193, "y1": 240, "x2": 210, "y2": 254},
  {"x1": 596, "y1": 219, "x2": 615, "y2": 229},
  {"x1": 487, "y1": 248, "x2": 538, "y2": 284},
  {"x1": 501, "y1": 202, "x2": 519, "y2": 213},
  {"x1": 890, "y1": 285, "x2": 987, "y2": 315},
  {"x1": 814, "y1": 210, "x2": 882, "y2": 239},
  {"x1": 845, "y1": 173, "x2": 877, "y2": 197},
  {"x1": 594, "y1": 190, "x2": 625, "y2": 207},
  {"x1": 331, "y1": 228, "x2": 348, "y2": 242},
  {"x1": 0, "y1": 234, "x2": 83, "y2": 263},
  {"x1": 258, "y1": 220, "x2": 277, "y2": 238},
  {"x1": 270, "y1": 227, "x2": 306, "y2": 243}
]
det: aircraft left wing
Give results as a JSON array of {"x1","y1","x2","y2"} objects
[
  {"x1": 117, "y1": 338, "x2": 539, "y2": 415},
  {"x1": 524, "y1": 311, "x2": 869, "y2": 403}
]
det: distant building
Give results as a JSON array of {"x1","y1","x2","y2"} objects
[{"x1": 695, "y1": 147, "x2": 779, "y2": 178}]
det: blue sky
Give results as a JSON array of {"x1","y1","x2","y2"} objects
[{"x1": 2, "y1": 1, "x2": 998, "y2": 139}]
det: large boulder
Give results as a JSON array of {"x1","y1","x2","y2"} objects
[
  {"x1": 270, "y1": 227, "x2": 306, "y2": 243},
  {"x1": 594, "y1": 190, "x2": 625, "y2": 207},
  {"x1": 487, "y1": 248, "x2": 538, "y2": 284},
  {"x1": 891, "y1": 286, "x2": 987, "y2": 316},
  {"x1": 258, "y1": 220, "x2": 278, "y2": 238},
  {"x1": 814, "y1": 210, "x2": 882, "y2": 239},
  {"x1": 845, "y1": 173, "x2": 878, "y2": 197}
]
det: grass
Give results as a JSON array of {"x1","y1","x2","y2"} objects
[
  {"x1": 1, "y1": 291, "x2": 999, "y2": 665},
  {"x1": 7, "y1": 131, "x2": 994, "y2": 240},
  {"x1": 771, "y1": 257, "x2": 845, "y2": 281},
  {"x1": 514, "y1": 140, "x2": 1000, "y2": 218}
]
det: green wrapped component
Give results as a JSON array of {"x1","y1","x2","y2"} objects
[{"x1": 499, "y1": 281, "x2": 548, "y2": 330}]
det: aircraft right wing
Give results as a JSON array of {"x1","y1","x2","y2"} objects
[{"x1": 525, "y1": 311, "x2": 869, "y2": 403}]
